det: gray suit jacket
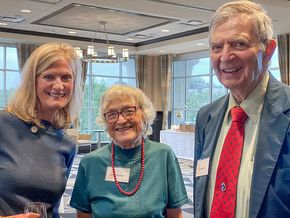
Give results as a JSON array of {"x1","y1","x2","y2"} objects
[{"x1": 193, "y1": 74, "x2": 290, "y2": 218}]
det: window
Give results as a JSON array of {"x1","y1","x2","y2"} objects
[
  {"x1": 269, "y1": 48, "x2": 281, "y2": 81},
  {"x1": 172, "y1": 47, "x2": 281, "y2": 126},
  {"x1": 172, "y1": 51, "x2": 227, "y2": 125},
  {"x1": 79, "y1": 59, "x2": 136, "y2": 140},
  {"x1": 0, "y1": 45, "x2": 20, "y2": 109}
]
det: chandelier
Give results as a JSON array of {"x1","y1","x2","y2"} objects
[{"x1": 75, "y1": 22, "x2": 129, "y2": 63}]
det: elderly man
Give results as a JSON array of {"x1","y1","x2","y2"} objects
[{"x1": 194, "y1": 1, "x2": 290, "y2": 218}]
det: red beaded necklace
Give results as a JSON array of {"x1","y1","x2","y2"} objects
[{"x1": 111, "y1": 137, "x2": 145, "y2": 196}]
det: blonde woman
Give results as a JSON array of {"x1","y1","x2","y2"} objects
[{"x1": 0, "y1": 42, "x2": 83, "y2": 218}]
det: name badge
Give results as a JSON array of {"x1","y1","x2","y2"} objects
[
  {"x1": 196, "y1": 157, "x2": 209, "y2": 177},
  {"x1": 105, "y1": 167, "x2": 130, "y2": 183}
]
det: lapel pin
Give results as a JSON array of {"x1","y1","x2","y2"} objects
[
  {"x1": 30, "y1": 126, "x2": 38, "y2": 133},
  {"x1": 221, "y1": 183, "x2": 226, "y2": 192}
]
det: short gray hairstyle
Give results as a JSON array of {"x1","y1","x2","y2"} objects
[
  {"x1": 209, "y1": 0, "x2": 273, "y2": 51},
  {"x1": 97, "y1": 84, "x2": 156, "y2": 137},
  {"x1": 7, "y1": 42, "x2": 83, "y2": 129}
]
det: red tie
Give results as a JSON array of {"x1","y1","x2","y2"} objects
[{"x1": 210, "y1": 107, "x2": 248, "y2": 218}]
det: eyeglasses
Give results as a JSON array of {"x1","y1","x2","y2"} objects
[{"x1": 103, "y1": 106, "x2": 140, "y2": 123}]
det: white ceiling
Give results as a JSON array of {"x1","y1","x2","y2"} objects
[{"x1": 0, "y1": 0, "x2": 290, "y2": 55}]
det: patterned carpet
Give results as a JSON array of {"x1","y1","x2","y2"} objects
[{"x1": 59, "y1": 148, "x2": 193, "y2": 218}]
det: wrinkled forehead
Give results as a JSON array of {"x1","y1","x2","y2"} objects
[
  {"x1": 211, "y1": 14, "x2": 256, "y2": 33},
  {"x1": 104, "y1": 95, "x2": 138, "y2": 111}
]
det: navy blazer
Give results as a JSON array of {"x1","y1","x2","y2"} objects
[{"x1": 193, "y1": 74, "x2": 290, "y2": 218}]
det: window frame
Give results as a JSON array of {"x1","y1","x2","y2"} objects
[
  {"x1": 0, "y1": 43, "x2": 20, "y2": 109},
  {"x1": 172, "y1": 50, "x2": 218, "y2": 124},
  {"x1": 171, "y1": 47, "x2": 281, "y2": 126},
  {"x1": 79, "y1": 59, "x2": 137, "y2": 140}
]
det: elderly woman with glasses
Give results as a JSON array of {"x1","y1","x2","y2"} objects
[{"x1": 70, "y1": 84, "x2": 188, "y2": 218}]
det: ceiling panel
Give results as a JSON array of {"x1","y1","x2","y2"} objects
[
  {"x1": 33, "y1": 3, "x2": 178, "y2": 35},
  {"x1": 0, "y1": 0, "x2": 290, "y2": 55}
]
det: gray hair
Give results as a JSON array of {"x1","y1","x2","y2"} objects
[
  {"x1": 209, "y1": 0, "x2": 273, "y2": 51},
  {"x1": 7, "y1": 42, "x2": 83, "y2": 129},
  {"x1": 97, "y1": 84, "x2": 156, "y2": 137}
]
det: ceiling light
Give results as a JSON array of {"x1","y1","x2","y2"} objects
[
  {"x1": 20, "y1": 9, "x2": 31, "y2": 13},
  {"x1": 132, "y1": 34, "x2": 153, "y2": 39},
  {"x1": 0, "y1": 15, "x2": 24, "y2": 23},
  {"x1": 196, "y1": 43, "x2": 204, "y2": 46},
  {"x1": 0, "y1": 22, "x2": 8, "y2": 26},
  {"x1": 126, "y1": 38, "x2": 134, "y2": 41},
  {"x1": 187, "y1": 20, "x2": 203, "y2": 26},
  {"x1": 75, "y1": 22, "x2": 129, "y2": 63},
  {"x1": 161, "y1": 29, "x2": 170, "y2": 32},
  {"x1": 69, "y1": 31, "x2": 76, "y2": 34}
]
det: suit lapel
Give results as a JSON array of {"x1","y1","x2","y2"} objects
[
  {"x1": 203, "y1": 99, "x2": 228, "y2": 159},
  {"x1": 195, "y1": 96, "x2": 228, "y2": 217},
  {"x1": 249, "y1": 76, "x2": 290, "y2": 218}
]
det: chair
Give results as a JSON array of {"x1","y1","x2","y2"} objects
[{"x1": 77, "y1": 133, "x2": 92, "y2": 152}]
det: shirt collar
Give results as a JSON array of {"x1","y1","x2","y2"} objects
[{"x1": 226, "y1": 71, "x2": 269, "y2": 124}]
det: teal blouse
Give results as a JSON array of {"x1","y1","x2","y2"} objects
[{"x1": 70, "y1": 139, "x2": 188, "y2": 218}]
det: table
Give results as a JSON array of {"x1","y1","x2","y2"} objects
[
  {"x1": 160, "y1": 130, "x2": 194, "y2": 160},
  {"x1": 77, "y1": 139, "x2": 92, "y2": 152}
]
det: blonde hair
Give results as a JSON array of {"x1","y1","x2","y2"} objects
[
  {"x1": 209, "y1": 0, "x2": 273, "y2": 51},
  {"x1": 97, "y1": 84, "x2": 156, "y2": 137},
  {"x1": 7, "y1": 42, "x2": 83, "y2": 129}
]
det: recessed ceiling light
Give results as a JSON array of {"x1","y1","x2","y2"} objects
[
  {"x1": 196, "y1": 43, "x2": 204, "y2": 46},
  {"x1": 161, "y1": 29, "x2": 170, "y2": 33},
  {"x1": 21, "y1": 9, "x2": 31, "y2": 13},
  {"x1": 132, "y1": 34, "x2": 153, "y2": 39},
  {"x1": 187, "y1": 20, "x2": 203, "y2": 26},
  {"x1": 126, "y1": 38, "x2": 134, "y2": 41},
  {"x1": 0, "y1": 22, "x2": 7, "y2": 26},
  {"x1": 69, "y1": 31, "x2": 76, "y2": 34},
  {"x1": 0, "y1": 15, "x2": 24, "y2": 23}
]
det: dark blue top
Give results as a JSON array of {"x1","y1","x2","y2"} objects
[{"x1": 0, "y1": 111, "x2": 76, "y2": 218}]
